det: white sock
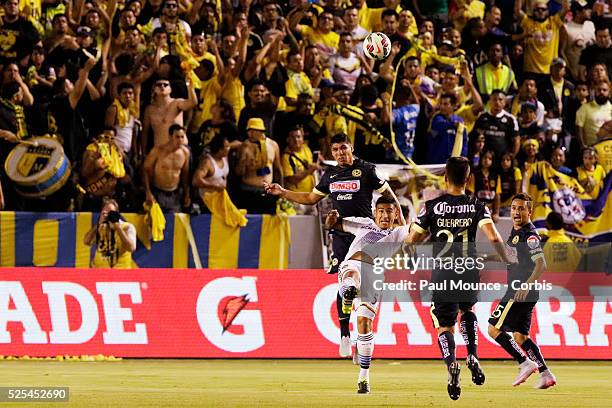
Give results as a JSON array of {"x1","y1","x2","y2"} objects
[{"x1": 357, "y1": 331, "x2": 374, "y2": 381}]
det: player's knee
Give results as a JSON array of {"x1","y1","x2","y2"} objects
[
  {"x1": 436, "y1": 326, "x2": 454, "y2": 336},
  {"x1": 357, "y1": 315, "x2": 372, "y2": 333},
  {"x1": 338, "y1": 268, "x2": 358, "y2": 284},
  {"x1": 513, "y1": 332, "x2": 528, "y2": 345},
  {"x1": 356, "y1": 303, "x2": 376, "y2": 321},
  {"x1": 488, "y1": 324, "x2": 500, "y2": 339}
]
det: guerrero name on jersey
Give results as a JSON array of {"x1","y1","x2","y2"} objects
[{"x1": 412, "y1": 193, "x2": 493, "y2": 245}]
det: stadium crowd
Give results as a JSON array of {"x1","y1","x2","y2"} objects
[{"x1": 0, "y1": 0, "x2": 610, "y2": 217}]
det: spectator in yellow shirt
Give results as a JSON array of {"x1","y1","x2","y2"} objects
[
  {"x1": 543, "y1": 211, "x2": 582, "y2": 273},
  {"x1": 516, "y1": 0, "x2": 569, "y2": 78},
  {"x1": 577, "y1": 147, "x2": 607, "y2": 198},
  {"x1": 283, "y1": 50, "x2": 314, "y2": 110},
  {"x1": 594, "y1": 120, "x2": 612, "y2": 174},
  {"x1": 291, "y1": 8, "x2": 339, "y2": 61},
  {"x1": 281, "y1": 125, "x2": 319, "y2": 215},
  {"x1": 576, "y1": 81, "x2": 612, "y2": 147}
]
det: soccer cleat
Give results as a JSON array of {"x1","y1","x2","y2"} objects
[
  {"x1": 357, "y1": 379, "x2": 370, "y2": 394},
  {"x1": 339, "y1": 335, "x2": 352, "y2": 358},
  {"x1": 466, "y1": 355, "x2": 485, "y2": 385},
  {"x1": 447, "y1": 362, "x2": 461, "y2": 400},
  {"x1": 342, "y1": 285, "x2": 357, "y2": 315},
  {"x1": 512, "y1": 359, "x2": 539, "y2": 387},
  {"x1": 534, "y1": 370, "x2": 557, "y2": 389}
]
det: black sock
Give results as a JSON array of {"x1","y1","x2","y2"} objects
[
  {"x1": 460, "y1": 311, "x2": 478, "y2": 357},
  {"x1": 336, "y1": 293, "x2": 350, "y2": 337},
  {"x1": 437, "y1": 331, "x2": 456, "y2": 368},
  {"x1": 495, "y1": 332, "x2": 527, "y2": 363},
  {"x1": 521, "y1": 338, "x2": 548, "y2": 373}
]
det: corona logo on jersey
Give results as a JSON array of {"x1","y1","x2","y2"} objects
[
  {"x1": 432, "y1": 202, "x2": 476, "y2": 216},
  {"x1": 1, "y1": 268, "x2": 611, "y2": 358}
]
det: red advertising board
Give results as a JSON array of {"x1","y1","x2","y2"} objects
[{"x1": 0, "y1": 268, "x2": 611, "y2": 359}]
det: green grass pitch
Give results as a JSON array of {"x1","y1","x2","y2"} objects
[{"x1": 1, "y1": 359, "x2": 611, "y2": 407}]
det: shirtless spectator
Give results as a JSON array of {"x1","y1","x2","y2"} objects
[
  {"x1": 235, "y1": 118, "x2": 282, "y2": 214},
  {"x1": 141, "y1": 77, "x2": 196, "y2": 154},
  {"x1": 45, "y1": 14, "x2": 79, "y2": 58},
  {"x1": 143, "y1": 124, "x2": 191, "y2": 213}
]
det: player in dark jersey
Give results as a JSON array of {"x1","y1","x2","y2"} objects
[
  {"x1": 264, "y1": 133, "x2": 404, "y2": 358},
  {"x1": 488, "y1": 193, "x2": 557, "y2": 389},
  {"x1": 403, "y1": 156, "x2": 512, "y2": 400}
]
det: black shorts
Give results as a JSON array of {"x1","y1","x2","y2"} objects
[
  {"x1": 488, "y1": 295, "x2": 536, "y2": 335},
  {"x1": 430, "y1": 300, "x2": 477, "y2": 329},
  {"x1": 329, "y1": 231, "x2": 354, "y2": 274}
]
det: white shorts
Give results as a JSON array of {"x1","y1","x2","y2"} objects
[
  {"x1": 338, "y1": 259, "x2": 362, "y2": 283},
  {"x1": 338, "y1": 259, "x2": 381, "y2": 308}
]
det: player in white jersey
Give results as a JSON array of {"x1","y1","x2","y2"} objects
[{"x1": 324, "y1": 196, "x2": 409, "y2": 394}]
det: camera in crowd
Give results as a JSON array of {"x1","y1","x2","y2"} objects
[{"x1": 104, "y1": 210, "x2": 121, "y2": 224}]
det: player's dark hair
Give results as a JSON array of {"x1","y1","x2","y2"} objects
[
  {"x1": 511, "y1": 192, "x2": 533, "y2": 211},
  {"x1": 168, "y1": 123, "x2": 185, "y2": 135},
  {"x1": 330, "y1": 133, "x2": 350, "y2": 145},
  {"x1": 546, "y1": 212, "x2": 564, "y2": 230},
  {"x1": 375, "y1": 196, "x2": 396, "y2": 207},
  {"x1": 445, "y1": 156, "x2": 470, "y2": 186}
]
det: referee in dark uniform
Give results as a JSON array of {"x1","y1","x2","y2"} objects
[
  {"x1": 487, "y1": 193, "x2": 557, "y2": 389},
  {"x1": 265, "y1": 133, "x2": 404, "y2": 358}
]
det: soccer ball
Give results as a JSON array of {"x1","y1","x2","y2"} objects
[{"x1": 363, "y1": 32, "x2": 392, "y2": 60}]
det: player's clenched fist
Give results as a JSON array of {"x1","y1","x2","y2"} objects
[{"x1": 325, "y1": 210, "x2": 339, "y2": 229}]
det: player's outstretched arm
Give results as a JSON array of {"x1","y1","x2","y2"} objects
[
  {"x1": 481, "y1": 223, "x2": 514, "y2": 264},
  {"x1": 263, "y1": 182, "x2": 324, "y2": 205}
]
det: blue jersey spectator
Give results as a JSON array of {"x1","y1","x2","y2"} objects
[
  {"x1": 392, "y1": 104, "x2": 420, "y2": 161},
  {"x1": 427, "y1": 94, "x2": 468, "y2": 164}
]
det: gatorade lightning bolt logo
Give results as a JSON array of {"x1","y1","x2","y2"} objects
[{"x1": 221, "y1": 295, "x2": 250, "y2": 334}]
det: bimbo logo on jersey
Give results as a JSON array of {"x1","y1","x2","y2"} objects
[
  {"x1": 433, "y1": 202, "x2": 476, "y2": 216},
  {"x1": 330, "y1": 180, "x2": 360, "y2": 193}
]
